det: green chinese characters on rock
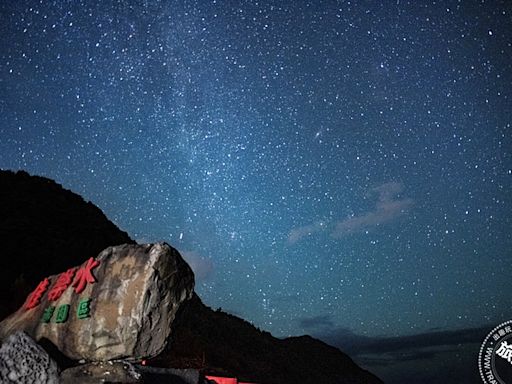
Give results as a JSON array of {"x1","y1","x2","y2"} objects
[
  {"x1": 77, "y1": 298, "x2": 91, "y2": 319},
  {"x1": 41, "y1": 299, "x2": 92, "y2": 323},
  {"x1": 41, "y1": 306, "x2": 55, "y2": 323},
  {"x1": 55, "y1": 304, "x2": 70, "y2": 323}
]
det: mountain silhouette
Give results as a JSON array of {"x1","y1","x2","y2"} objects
[{"x1": 0, "y1": 169, "x2": 383, "y2": 384}]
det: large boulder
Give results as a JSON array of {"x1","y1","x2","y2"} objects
[
  {"x1": 0, "y1": 331, "x2": 59, "y2": 384},
  {"x1": 0, "y1": 243, "x2": 194, "y2": 362}
]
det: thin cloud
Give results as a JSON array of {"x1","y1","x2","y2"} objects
[
  {"x1": 272, "y1": 293, "x2": 301, "y2": 304},
  {"x1": 181, "y1": 250, "x2": 214, "y2": 281},
  {"x1": 287, "y1": 221, "x2": 327, "y2": 244},
  {"x1": 287, "y1": 182, "x2": 413, "y2": 244},
  {"x1": 331, "y1": 182, "x2": 413, "y2": 238}
]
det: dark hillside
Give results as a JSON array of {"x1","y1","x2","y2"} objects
[{"x1": 162, "y1": 293, "x2": 383, "y2": 384}]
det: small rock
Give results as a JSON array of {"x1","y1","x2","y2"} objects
[
  {"x1": 0, "y1": 331, "x2": 59, "y2": 384},
  {"x1": 60, "y1": 361, "x2": 142, "y2": 383}
]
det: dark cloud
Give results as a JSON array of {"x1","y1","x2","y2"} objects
[
  {"x1": 298, "y1": 315, "x2": 335, "y2": 330},
  {"x1": 314, "y1": 325, "x2": 489, "y2": 384},
  {"x1": 317, "y1": 325, "x2": 489, "y2": 356}
]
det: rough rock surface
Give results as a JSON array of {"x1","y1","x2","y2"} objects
[
  {"x1": 60, "y1": 361, "x2": 142, "y2": 383},
  {"x1": 0, "y1": 331, "x2": 59, "y2": 384},
  {"x1": 0, "y1": 242, "x2": 194, "y2": 362},
  {"x1": 60, "y1": 363, "x2": 214, "y2": 384},
  {"x1": 139, "y1": 367, "x2": 212, "y2": 384}
]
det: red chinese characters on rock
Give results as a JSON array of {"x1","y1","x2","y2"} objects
[
  {"x1": 47, "y1": 268, "x2": 76, "y2": 301},
  {"x1": 25, "y1": 278, "x2": 51, "y2": 309},
  {"x1": 23, "y1": 256, "x2": 101, "y2": 311},
  {"x1": 72, "y1": 257, "x2": 100, "y2": 294}
]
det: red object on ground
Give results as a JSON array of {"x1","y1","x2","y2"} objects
[{"x1": 205, "y1": 376, "x2": 237, "y2": 384}]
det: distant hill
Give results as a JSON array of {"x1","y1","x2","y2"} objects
[
  {"x1": 0, "y1": 169, "x2": 383, "y2": 384},
  {"x1": 164, "y1": 293, "x2": 383, "y2": 384}
]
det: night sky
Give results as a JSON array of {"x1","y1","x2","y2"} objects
[{"x1": 1, "y1": 1, "x2": 511, "y2": 382}]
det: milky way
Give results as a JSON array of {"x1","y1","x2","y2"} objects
[{"x1": 1, "y1": 1, "x2": 511, "y2": 382}]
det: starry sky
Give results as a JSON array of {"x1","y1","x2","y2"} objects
[{"x1": 1, "y1": 1, "x2": 511, "y2": 382}]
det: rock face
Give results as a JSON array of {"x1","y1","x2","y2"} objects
[
  {"x1": 0, "y1": 331, "x2": 59, "y2": 384},
  {"x1": 0, "y1": 243, "x2": 194, "y2": 362}
]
